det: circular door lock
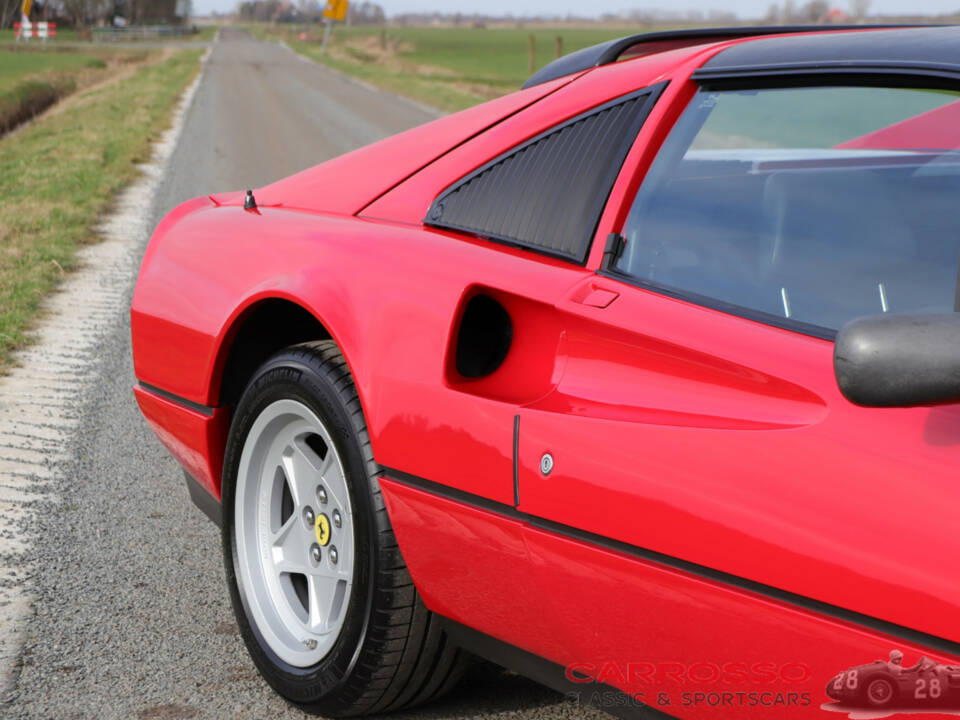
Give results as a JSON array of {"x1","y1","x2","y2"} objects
[{"x1": 540, "y1": 453, "x2": 554, "y2": 476}]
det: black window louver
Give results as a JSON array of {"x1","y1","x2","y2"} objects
[{"x1": 424, "y1": 86, "x2": 664, "y2": 263}]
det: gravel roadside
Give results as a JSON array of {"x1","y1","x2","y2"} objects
[{"x1": 2, "y1": 28, "x2": 601, "y2": 720}]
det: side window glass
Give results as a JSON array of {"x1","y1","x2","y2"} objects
[
  {"x1": 615, "y1": 85, "x2": 960, "y2": 332},
  {"x1": 426, "y1": 87, "x2": 663, "y2": 263}
]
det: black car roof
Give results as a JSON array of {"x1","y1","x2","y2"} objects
[
  {"x1": 522, "y1": 25, "x2": 944, "y2": 89},
  {"x1": 697, "y1": 25, "x2": 960, "y2": 80}
]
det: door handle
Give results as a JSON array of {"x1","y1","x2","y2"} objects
[{"x1": 569, "y1": 283, "x2": 619, "y2": 309}]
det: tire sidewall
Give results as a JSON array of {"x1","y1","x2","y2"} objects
[{"x1": 221, "y1": 354, "x2": 376, "y2": 707}]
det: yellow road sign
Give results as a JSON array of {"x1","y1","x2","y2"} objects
[
  {"x1": 323, "y1": 0, "x2": 348, "y2": 22},
  {"x1": 21, "y1": 0, "x2": 32, "y2": 17}
]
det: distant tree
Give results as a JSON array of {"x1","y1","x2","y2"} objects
[
  {"x1": 296, "y1": 0, "x2": 317, "y2": 21},
  {"x1": 346, "y1": 1, "x2": 382, "y2": 25},
  {"x1": 850, "y1": 0, "x2": 870, "y2": 19},
  {"x1": 59, "y1": 0, "x2": 110, "y2": 26},
  {"x1": 2, "y1": 0, "x2": 22, "y2": 26},
  {"x1": 706, "y1": 8, "x2": 736, "y2": 21},
  {"x1": 799, "y1": 0, "x2": 829, "y2": 21},
  {"x1": 782, "y1": 0, "x2": 795, "y2": 21},
  {"x1": 257, "y1": 0, "x2": 278, "y2": 21},
  {"x1": 235, "y1": 0, "x2": 279, "y2": 22},
  {"x1": 765, "y1": 2, "x2": 780, "y2": 23}
]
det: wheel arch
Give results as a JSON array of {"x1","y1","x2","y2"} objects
[{"x1": 212, "y1": 294, "x2": 348, "y2": 409}]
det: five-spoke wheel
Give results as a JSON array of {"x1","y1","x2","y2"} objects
[
  {"x1": 234, "y1": 398, "x2": 354, "y2": 667},
  {"x1": 221, "y1": 340, "x2": 467, "y2": 715}
]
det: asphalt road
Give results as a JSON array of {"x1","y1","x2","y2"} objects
[{"x1": 4, "y1": 28, "x2": 602, "y2": 720}]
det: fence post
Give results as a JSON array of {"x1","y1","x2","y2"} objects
[
  {"x1": 528, "y1": 33, "x2": 535, "y2": 74},
  {"x1": 555, "y1": 35, "x2": 562, "y2": 59},
  {"x1": 322, "y1": 20, "x2": 332, "y2": 50}
]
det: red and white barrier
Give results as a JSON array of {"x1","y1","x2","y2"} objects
[{"x1": 14, "y1": 21, "x2": 57, "y2": 40}]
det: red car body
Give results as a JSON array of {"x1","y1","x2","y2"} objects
[{"x1": 132, "y1": 25, "x2": 960, "y2": 719}]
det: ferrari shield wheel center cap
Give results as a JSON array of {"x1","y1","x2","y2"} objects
[{"x1": 315, "y1": 513, "x2": 331, "y2": 546}]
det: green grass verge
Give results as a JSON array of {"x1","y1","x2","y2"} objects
[
  {"x1": 250, "y1": 24, "x2": 690, "y2": 113},
  {"x1": 0, "y1": 46, "x2": 155, "y2": 133},
  {"x1": 192, "y1": 25, "x2": 219, "y2": 42},
  {"x1": 0, "y1": 49, "x2": 110, "y2": 132},
  {"x1": 342, "y1": 26, "x2": 663, "y2": 85},
  {"x1": 0, "y1": 49, "x2": 201, "y2": 365},
  {"x1": 0, "y1": 77, "x2": 74, "y2": 133},
  {"x1": 0, "y1": 50, "x2": 104, "y2": 93}
]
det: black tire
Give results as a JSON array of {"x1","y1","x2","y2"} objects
[
  {"x1": 221, "y1": 340, "x2": 469, "y2": 716},
  {"x1": 862, "y1": 676, "x2": 897, "y2": 708}
]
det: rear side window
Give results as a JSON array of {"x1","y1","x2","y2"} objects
[
  {"x1": 614, "y1": 85, "x2": 960, "y2": 334},
  {"x1": 426, "y1": 87, "x2": 663, "y2": 263}
]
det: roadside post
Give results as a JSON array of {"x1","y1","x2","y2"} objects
[
  {"x1": 16, "y1": 0, "x2": 31, "y2": 42},
  {"x1": 321, "y1": 0, "x2": 348, "y2": 51}
]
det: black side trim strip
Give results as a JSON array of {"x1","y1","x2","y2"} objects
[
  {"x1": 439, "y1": 616, "x2": 677, "y2": 719},
  {"x1": 513, "y1": 414, "x2": 520, "y2": 508},
  {"x1": 137, "y1": 381, "x2": 216, "y2": 417},
  {"x1": 381, "y1": 466, "x2": 960, "y2": 659},
  {"x1": 183, "y1": 469, "x2": 222, "y2": 527}
]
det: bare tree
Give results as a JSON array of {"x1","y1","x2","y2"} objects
[
  {"x1": 346, "y1": 1, "x2": 383, "y2": 25},
  {"x1": 59, "y1": 0, "x2": 99, "y2": 26},
  {"x1": 782, "y1": 0, "x2": 795, "y2": 22},
  {"x1": 2, "y1": 0, "x2": 22, "y2": 27},
  {"x1": 850, "y1": 0, "x2": 870, "y2": 19},
  {"x1": 800, "y1": 0, "x2": 828, "y2": 21}
]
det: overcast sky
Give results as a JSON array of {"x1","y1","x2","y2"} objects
[{"x1": 199, "y1": 0, "x2": 960, "y2": 19}]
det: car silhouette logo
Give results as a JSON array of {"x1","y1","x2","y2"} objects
[{"x1": 823, "y1": 650, "x2": 960, "y2": 717}]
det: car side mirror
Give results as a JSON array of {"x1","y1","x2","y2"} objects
[{"x1": 834, "y1": 313, "x2": 960, "y2": 407}]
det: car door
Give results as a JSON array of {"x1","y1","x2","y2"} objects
[
  {"x1": 514, "y1": 79, "x2": 960, "y2": 674},
  {"x1": 363, "y1": 70, "x2": 689, "y2": 666},
  {"x1": 365, "y1": 74, "x2": 668, "y2": 512}
]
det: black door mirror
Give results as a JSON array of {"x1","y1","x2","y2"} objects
[{"x1": 834, "y1": 313, "x2": 960, "y2": 407}]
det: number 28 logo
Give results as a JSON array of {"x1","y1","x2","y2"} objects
[
  {"x1": 833, "y1": 670, "x2": 859, "y2": 691},
  {"x1": 915, "y1": 677, "x2": 942, "y2": 700}
]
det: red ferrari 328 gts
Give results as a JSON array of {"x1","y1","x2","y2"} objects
[{"x1": 132, "y1": 25, "x2": 960, "y2": 719}]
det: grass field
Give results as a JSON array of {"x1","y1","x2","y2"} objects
[
  {"x1": 0, "y1": 49, "x2": 201, "y2": 365},
  {"x1": 254, "y1": 24, "x2": 689, "y2": 112},
  {"x1": 0, "y1": 44, "x2": 151, "y2": 134},
  {"x1": 0, "y1": 50, "x2": 105, "y2": 94},
  {"x1": 0, "y1": 51, "x2": 101, "y2": 132}
]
